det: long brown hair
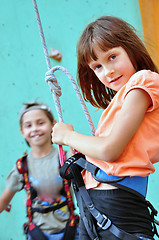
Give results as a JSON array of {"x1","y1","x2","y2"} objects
[{"x1": 77, "y1": 16, "x2": 158, "y2": 109}]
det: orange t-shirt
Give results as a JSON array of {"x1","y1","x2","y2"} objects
[{"x1": 83, "y1": 70, "x2": 159, "y2": 189}]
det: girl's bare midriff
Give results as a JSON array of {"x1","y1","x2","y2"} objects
[{"x1": 94, "y1": 183, "x2": 118, "y2": 190}]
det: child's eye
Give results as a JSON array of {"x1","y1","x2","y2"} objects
[
  {"x1": 109, "y1": 55, "x2": 116, "y2": 61},
  {"x1": 25, "y1": 124, "x2": 31, "y2": 128},
  {"x1": 39, "y1": 121, "x2": 44, "y2": 125},
  {"x1": 93, "y1": 64, "x2": 101, "y2": 71}
]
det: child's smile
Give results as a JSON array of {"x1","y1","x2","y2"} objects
[{"x1": 31, "y1": 132, "x2": 43, "y2": 139}]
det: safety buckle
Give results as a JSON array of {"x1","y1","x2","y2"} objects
[{"x1": 97, "y1": 214, "x2": 111, "y2": 230}]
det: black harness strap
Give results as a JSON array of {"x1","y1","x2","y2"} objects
[
  {"x1": 25, "y1": 223, "x2": 48, "y2": 240},
  {"x1": 60, "y1": 153, "x2": 158, "y2": 240},
  {"x1": 61, "y1": 152, "x2": 126, "y2": 184},
  {"x1": 31, "y1": 200, "x2": 68, "y2": 214},
  {"x1": 72, "y1": 162, "x2": 140, "y2": 240}
]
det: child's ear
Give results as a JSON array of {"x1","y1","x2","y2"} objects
[
  {"x1": 20, "y1": 127, "x2": 24, "y2": 136},
  {"x1": 52, "y1": 119, "x2": 57, "y2": 126}
]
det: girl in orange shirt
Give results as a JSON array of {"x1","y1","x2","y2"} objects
[{"x1": 52, "y1": 16, "x2": 159, "y2": 240}]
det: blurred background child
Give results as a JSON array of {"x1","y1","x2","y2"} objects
[{"x1": 0, "y1": 101, "x2": 79, "y2": 240}]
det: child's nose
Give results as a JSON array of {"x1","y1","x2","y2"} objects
[
  {"x1": 104, "y1": 66, "x2": 114, "y2": 77},
  {"x1": 31, "y1": 124, "x2": 38, "y2": 131}
]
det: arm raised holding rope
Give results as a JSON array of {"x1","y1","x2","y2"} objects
[{"x1": 52, "y1": 88, "x2": 151, "y2": 162}]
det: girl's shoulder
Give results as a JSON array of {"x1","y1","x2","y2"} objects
[
  {"x1": 128, "y1": 70, "x2": 159, "y2": 87},
  {"x1": 124, "y1": 70, "x2": 159, "y2": 111},
  {"x1": 125, "y1": 70, "x2": 159, "y2": 93},
  {"x1": 6, "y1": 165, "x2": 24, "y2": 192}
]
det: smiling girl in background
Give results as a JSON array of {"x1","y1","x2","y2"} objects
[{"x1": 0, "y1": 101, "x2": 79, "y2": 240}]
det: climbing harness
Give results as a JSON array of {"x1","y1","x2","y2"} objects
[
  {"x1": 31, "y1": 1, "x2": 159, "y2": 239},
  {"x1": 60, "y1": 153, "x2": 159, "y2": 240},
  {"x1": 16, "y1": 153, "x2": 79, "y2": 240}
]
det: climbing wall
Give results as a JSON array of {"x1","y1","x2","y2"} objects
[{"x1": 0, "y1": 0, "x2": 158, "y2": 239}]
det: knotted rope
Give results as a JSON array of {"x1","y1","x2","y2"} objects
[{"x1": 32, "y1": 0, "x2": 95, "y2": 165}]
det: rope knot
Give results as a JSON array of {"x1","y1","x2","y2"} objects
[{"x1": 45, "y1": 68, "x2": 62, "y2": 97}]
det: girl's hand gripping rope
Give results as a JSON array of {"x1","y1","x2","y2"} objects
[{"x1": 52, "y1": 122, "x2": 74, "y2": 146}]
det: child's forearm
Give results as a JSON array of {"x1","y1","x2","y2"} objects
[
  {"x1": 52, "y1": 122, "x2": 118, "y2": 162},
  {"x1": 0, "y1": 188, "x2": 15, "y2": 213},
  {"x1": 66, "y1": 131, "x2": 116, "y2": 162}
]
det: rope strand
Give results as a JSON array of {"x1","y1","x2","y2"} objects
[{"x1": 32, "y1": 0, "x2": 95, "y2": 165}]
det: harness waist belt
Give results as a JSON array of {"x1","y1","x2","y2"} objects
[
  {"x1": 61, "y1": 153, "x2": 148, "y2": 198},
  {"x1": 95, "y1": 169, "x2": 148, "y2": 197}
]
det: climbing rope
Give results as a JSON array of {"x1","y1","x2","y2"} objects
[{"x1": 32, "y1": 0, "x2": 95, "y2": 165}]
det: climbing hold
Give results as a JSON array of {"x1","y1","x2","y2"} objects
[{"x1": 49, "y1": 48, "x2": 62, "y2": 61}]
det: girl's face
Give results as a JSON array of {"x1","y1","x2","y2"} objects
[
  {"x1": 20, "y1": 109, "x2": 53, "y2": 148},
  {"x1": 89, "y1": 46, "x2": 136, "y2": 92}
]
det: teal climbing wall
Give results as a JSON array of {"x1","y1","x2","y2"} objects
[{"x1": 0, "y1": 0, "x2": 158, "y2": 239}]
